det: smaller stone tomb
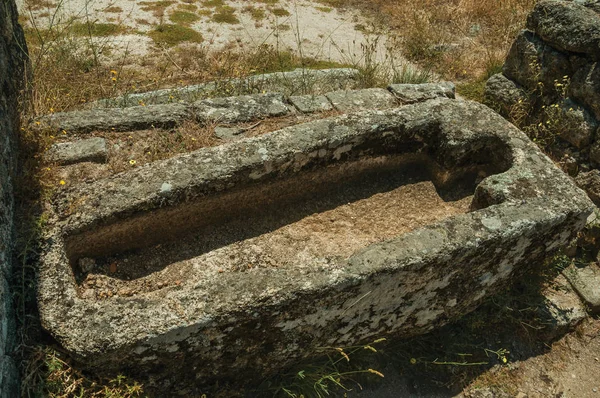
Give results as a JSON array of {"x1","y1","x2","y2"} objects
[{"x1": 38, "y1": 99, "x2": 593, "y2": 386}]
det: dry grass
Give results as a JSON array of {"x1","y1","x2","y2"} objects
[{"x1": 346, "y1": 0, "x2": 536, "y2": 82}]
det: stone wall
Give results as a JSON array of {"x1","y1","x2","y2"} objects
[
  {"x1": 0, "y1": 0, "x2": 27, "y2": 396},
  {"x1": 484, "y1": 0, "x2": 600, "y2": 201}
]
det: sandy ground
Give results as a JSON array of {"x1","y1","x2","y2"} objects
[{"x1": 17, "y1": 0, "x2": 391, "y2": 64}]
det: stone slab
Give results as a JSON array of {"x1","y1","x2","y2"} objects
[
  {"x1": 326, "y1": 88, "x2": 396, "y2": 112},
  {"x1": 38, "y1": 99, "x2": 593, "y2": 388},
  {"x1": 88, "y1": 68, "x2": 361, "y2": 108},
  {"x1": 46, "y1": 137, "x2": 107, "y2": 165},
  {"x1": 193, "y1": 93, "x2": 291, "y2": 124},
  {"x1": 564, "y1": 262, "x2": 600, "y2": 314},
  {"x1": 288, "y1": 94, "x2": 333, "y2": 113},
  {"x1": 388, "y1": 82, "x2": 455, "y2": 104},
  {"x1": 541, "y1": 273, "x2": 587, "y2": 338},
  {"x1": 213, "y1": 126, "x2": 243, "y2": 141},
  {"x1": 34, "y1": 103, "x2": 191, "y2": 133}
]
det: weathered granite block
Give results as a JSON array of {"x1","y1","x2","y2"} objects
[
  {"x1": 193, "y1": 93, "x2": 291, "y2": 124},
  {"x1": 484, "y1": 73, "x2": 528, "y2": 116},
  {"x1": 388, "y1": 82, "x2": 455, "y2": 104},
  {"x1": 542, "y1": 273, "x2": 587, "y2": 338},
  {"x1": 38, "y1": 99, "x2": 593, "y2": 389},
  {"x1": 526, "y1": 0, "x2": 600, "y2": 60},
  {"x1": 326, "y1": 88, "x2": 396, "y2": 112},
  {"x1": 46, "y1": 137, "x2": 107, "y2": 165},
  {"x1": 89, "y1": 68, "x2": 361, "y2": 108},
  {"x1": 564, "y1": 262, "x2": 600, "y2": 314},
  {"x1": 288, "y1": 94, "x2": 333, "y2": 113},
  {"x1": 557, "y1": 98, "x2": 598, "y2": 148},
  {"x1": 502, "y1": 30, "x2": 572, "y2": 93},
  {"x1": 35, "y1": 103, "x2": 191, "y2": 133},
  {"x1": 570, "y1": 61, "x2": 600, "y2": 120},
  {"x1": 575, "y1": 169, "x2": 600, "y2": 205}
]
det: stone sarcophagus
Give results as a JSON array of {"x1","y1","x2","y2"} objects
[{"x1": 38, "y1": 98, "x2": 593, "y2": 387}]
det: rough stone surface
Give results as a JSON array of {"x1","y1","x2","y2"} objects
[
  {"x1": 388, "y1": 82, "x2": 455, "y2": 104},
  {"x1": 193, "y1": 93, "x2": 290, "y2": 123},
  {"x1": 484, "y1": 73, "x2": 528, "y2": 113},
  {"x1": 288, "y1": 94, "x2": 333, "y2": 113},
  {"x1": 326, "y1": 88, "x2": 396, "y2": 112},
  {"x1": 564, "y1": 262, "x2": 600, "y2": 313},
  {"x1": 526, "y1": 0, "x2": 600, "y2": 59},
  {"x1": 503, "y1": 30, "x2": 572, "y2": 94},
  {"x1": 542, "y1": 273, "x2": 587, "y2": 338},
  {"x1": 575, "y1": 170, "x2": 600, "y2": 205},
  {"x1": 89, "y1": 68, "x2": 361, "y2": 108},
  {"x1": 46, "y1": 137, "x2": 107, "y2": 165},
  {"x1": 0, "y1": 0, "x2": 27, "y2": 396},
  {"x1": 213, "y1": 126, "x2": 243, "y2": 141},
  {"x1": 570, "y1": 61, "x2": 600, "y2": 120},
  {"x1": 35, "y1": 103, "x2": 191, "y2": 133},
  {"x1": 38, "y1": 99, "x2": 593, "y2": 390},
  {"x1": 485, "y1": 0, "x2": 600, "y2": 188},
  {"x1": 557, "y1": 98, "x2": 599, "y2": 148},
  {"x1": 590, "y1": 141, "x2": 600, "y2": 166}
]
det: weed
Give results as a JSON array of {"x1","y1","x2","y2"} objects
[
  {"x1": 211, "y1": 6, "x2": 239, "y2": 24},
  {"x1": 243, "y1": 6, "x2": 266, "y2": 21},
  {"x1": 104, "y1": 6, "x2": 123, "y2": 13},
  {"x1": 70, "y1": 22, "x2": 128, "y2": 37},
  {"x1": 169, "y1": 10, "x2": 200, "y2": 26},
  {"x1": 176, "y1": 3, "x2": 198, "y2": 12},
  {"x1": 261, "y1": 338, "x2": 387, "y2": 397},
  {"x1": 148, "y1": 24, "x2": 203, "y2": 47},
  {"x1": 202, "y1": 0, "x2": 224, "y2": 7},
  {"x1": 272, "y1": 7, "x2": 290, "y2": 17}
]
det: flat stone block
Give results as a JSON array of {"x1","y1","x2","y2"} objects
[
  {"x1": 326, "y1": 88, "x2": 396, "y2": 112},
  {"x1": 542, "y1": 273, "x2": 587, "y2": 338},
  {"x1": 46, "y1": 137, "x2": 107, "y2": 165},
  {"x1": 388, "y1": 82, "x2": 455, "y2": 104},
  {"x1": 38, "y1": 99, "x2": 593, "y2": 388},
  {"x1": 89, "y1": 68, "x2": 361, "y2": 108},
  {"x1": 564, "y1": 262, "x2": 600, "y2": 314},
  {"x1": 34, "y1": 103, "x2": 191, "y2": 133},
  {"x1": 193, "y1": 93, "x2": 290, "y2": 123},
  {"x1": 213, "y1": 126, "x2": 243, "y2": 141},
  {"x1": 288, "y1": 94, "x2": 333, "y2": 113}
]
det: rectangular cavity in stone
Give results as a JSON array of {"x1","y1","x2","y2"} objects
[{"x1": 73, "y1": 154, "x2": 474, "y2": 296}]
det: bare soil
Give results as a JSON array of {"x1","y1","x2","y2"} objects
[{"x1": 75, "y1": 156, "x2": 472, "y2": 300}]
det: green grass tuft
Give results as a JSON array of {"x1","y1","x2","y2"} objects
[
  {"x1": 70, "y1": 22, "x2": 127, "y2": 37},
  {"x1": 212, "y1": 6, "x2": 239, "y2": 24},
  {"x1": 272, "y1": 7, "x2": 290, "y2": 17},
  {"x1": 148, "y1": 24, "x2": 203, "y2": 47},
  {"x1": 169, "y1": 10, "x2": 200, "y2": 25}
]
